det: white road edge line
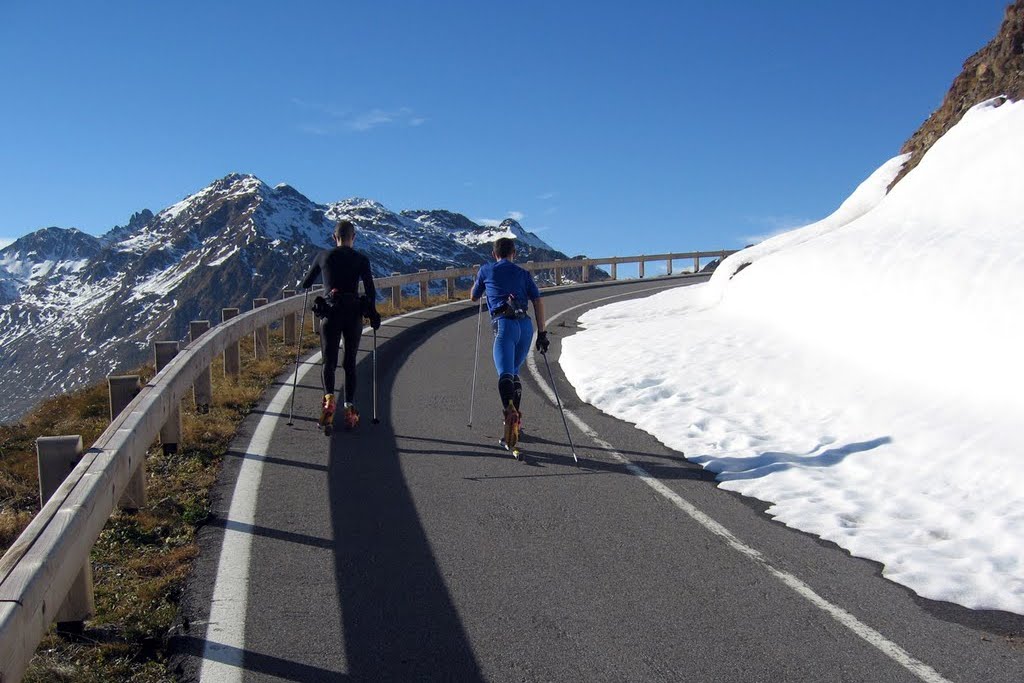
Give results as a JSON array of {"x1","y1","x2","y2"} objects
[
  {"x1": 525, "y1": 286, "x2": 954, "y2": 683},
  {"x1": 198, "y1": 296, "x2": 480, "y2": 681}
]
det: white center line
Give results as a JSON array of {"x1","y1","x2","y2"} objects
[{"x1": 526, "y1": 285, "x2": 954, "y2": 683}]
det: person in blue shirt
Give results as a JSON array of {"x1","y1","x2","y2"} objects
[{"x1": 471, "y1": 237, "x2": 549, "y2": 449}]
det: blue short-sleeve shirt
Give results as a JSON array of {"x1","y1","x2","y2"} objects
[{"x1": 472, "y1": 259, "x2": 542, "y2": 315}]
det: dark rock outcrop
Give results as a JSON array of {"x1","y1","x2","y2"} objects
[{"x1": 894, "y1": 0, "x2": 1024, "y2": 186}]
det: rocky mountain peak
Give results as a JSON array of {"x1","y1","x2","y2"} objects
[
  {"x1": 1, "y1": 226, "x2": 102, "y2": 261},
  {"x1": 894, "y1": 0, "x2": 1024, "y2": 186}
]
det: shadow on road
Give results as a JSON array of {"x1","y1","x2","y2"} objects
[
  {"x1": 328, "y1": 305, "x2": 484, "y2": 680},
  {"x1": 174, "y1": 636, "x2": 352, "y2": 682}
]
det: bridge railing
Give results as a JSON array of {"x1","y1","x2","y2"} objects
[{"x1": 0, "y1": 248, "x2": 734, "y2": 682}]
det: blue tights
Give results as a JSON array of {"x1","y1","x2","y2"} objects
[{"x1": 493, "y1": 317, "x2": 533, "y2": 409}]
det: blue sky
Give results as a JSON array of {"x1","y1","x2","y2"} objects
[{"x1": 0, "y1": 0, "x2": 1009, "y2": 258}]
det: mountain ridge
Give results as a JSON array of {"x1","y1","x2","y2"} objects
[{"x1": 0, "y1": 174, "x2": 578, "y2": 424}]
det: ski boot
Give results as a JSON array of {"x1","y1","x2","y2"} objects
[
  {"x1": 342, "y1": 403, "x2": 360, "y2": 430},
  {"x1": 319, "y1": 394, "x2": 336, "y2": 436},
  {"x1": 501, "y1": 400, "x2": 522, "y2": 460}
]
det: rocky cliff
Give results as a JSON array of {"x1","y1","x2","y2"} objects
[{"x1": 894, "y1": 0, "x2": 1024, "y2": 186}]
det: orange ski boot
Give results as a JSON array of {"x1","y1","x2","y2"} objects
[
  {"x1": 319, "y1": 394, "x2": 336, "y2": 436},
  {"x1": 342, "y1": 403, "x2": 360, "y2": 430},
  {"x1": 502, "y1": 400, "x2": 521, "y2": 460}
]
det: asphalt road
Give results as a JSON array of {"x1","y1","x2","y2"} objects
[{"x1": 172, "y1": 275, "x2": 1024, "y2": 682}]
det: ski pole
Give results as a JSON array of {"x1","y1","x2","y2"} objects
[
  {"x1": 541, "y1": 349, "x2": 579, "y2": 464},
  {"x1": 286, "y1": 289, "x2": 309, "y2": 426},
  {"x1": 467, "y1": 297, "x2": 484, "y2": 428},
  {"x1": 371, "y1": 328, "x2": 380, "y2": 424}
]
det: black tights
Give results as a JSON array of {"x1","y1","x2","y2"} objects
[{"x1": 321, "y1": 308, "x2": 363, "y2": 403}]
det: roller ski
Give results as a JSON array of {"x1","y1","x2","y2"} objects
[
  {"x1": 319, "y1": 394, "x2": 337, "y2": 436},
  {"x1": 342, "y1": 403, "x2": 360, "y2": 430},
  {"x1": 500, "y1": 401, "x2": 522, "y2": 460}
]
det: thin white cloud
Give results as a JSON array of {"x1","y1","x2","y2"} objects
[
  {"x1": 507, "y1": 211, "x2": 525, "y2": 221},
  {"x1": 537, "y1": 192, "x2": 558, "y2": 200},
  {"x1": 291, "y1": 98, "x2": 350, "y2": 118},
  {"x1": 292, "y1": 99, "x2": 427, "y2": 135},
  {"x1": 297, "y1": 123, "x2": 331, "y2": 136},
  {"x1": 0, "y1": 237, "x2": 15, "y2": 250}
]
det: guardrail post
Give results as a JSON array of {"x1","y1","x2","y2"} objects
[
  {"x1": 35, "y1": 435, "x2": 96, "y2": 629},
  {"x1": 666, "y1": 258, "x2": 673, "y2": 276},
  {"x1": 253, "y1": 298, "x2": 269, "y2": 359},
  {"x1": 108, "y1": 375, "x2": 146, "y2": 509},
  {"x1": 445, "y1": 266, "x2": 456, "y2": 300},
  {"x1": 391, "y1": 272, "x2": 401, "y2": 309},
  {"x1": 639, "y1": 258, "x2": 646, "y2": 279},
  {"x1": 189, "y1": 320, "x2": 212, "y2": 414},
  {"x1": 282, "y1": 289, "x2": 297, "y2": 345},
  {"x1": 222, "y1": 308, "x2": 240, "y2": 377},
  {"x1": 694, "y1": 256, "x2": 700, "y2": 273},
  {"x1": 611, "y1": 261, "x2": 617, "y2": 280},
  {"x1": 581, "y1": 260, "x2": 589, "y2": 283},
  {"x1": 154, "y1": 341, "x2": 182, "y2": 456},
  {"x1": 555, "y1": 259, "x2": 562, "y2": 286},
  {"x1": 418, "y1": 269, "x2": 429, "y2": 305}
]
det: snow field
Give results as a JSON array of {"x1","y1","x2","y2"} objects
[{"x1": 561, "y1": 98, "x2": 1024, "y2": 614}]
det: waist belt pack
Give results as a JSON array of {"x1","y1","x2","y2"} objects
[
  {"x1": 492, "y1": 294, "x2": 529, "y2": 320},
  {"x1": 312, "y1": 290, "x2": 364, "y2": 319}
]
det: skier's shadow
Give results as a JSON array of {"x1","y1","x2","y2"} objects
[
  {"x1": 327, "y1": 304, "x2": 484, "y2": 680},
  {"x1": 393, "y1": 433, "x2": 713, "y2": 482}
]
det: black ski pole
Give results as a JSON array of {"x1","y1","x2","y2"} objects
[
  {"x1": 286, "y1": 289, "x2": 309, "y2": 427},
  {"x1": 372, "y1": 328, "x2": 380, "y2": 424},
  {"x1": 467, "y1": 298, "x2": 484, "y2": 428},
  {"x1": 541, "y1": 349, "x2": 579, "y2": 464}
]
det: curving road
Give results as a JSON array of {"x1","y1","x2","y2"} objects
[{"x1": 172, "y1": 275, "x2": 1024, "y2": 683}]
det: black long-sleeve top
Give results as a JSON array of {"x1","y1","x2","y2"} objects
[{"x1": 301, "y1": 246, "x2": 376, "y2": 302}]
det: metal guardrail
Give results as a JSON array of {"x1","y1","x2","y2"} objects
[{"x1": 0, "y1": 248, "x2": 734, "y2": 682}]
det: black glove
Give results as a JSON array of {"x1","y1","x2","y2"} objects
[
  {"x1": 369, "y1": 309, "x2": 381, "y2": 330},
  {"x1": 535, "y1": 330, "x2": 550, "y2": 354}
]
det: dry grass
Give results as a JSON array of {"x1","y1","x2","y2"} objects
[{"x1": 3, "y1": 291, "x2": 471, "y2": 681}]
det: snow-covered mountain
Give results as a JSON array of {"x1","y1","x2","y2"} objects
[{"x1": 0, "y1": 174, "x2": 576, "y2": 423}]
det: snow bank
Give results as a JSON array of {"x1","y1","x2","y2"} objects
[{"x1": 561, "y1": 98, "x2": 1024, "y2": 614}]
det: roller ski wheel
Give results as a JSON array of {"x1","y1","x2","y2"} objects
[
  {"x1": 319, "y1": 394, "x2": 336, "y2": 436},
  {"x1": 343, "y1": 404, "x2": 360, "y2": 430},
  {"x1": 502, "y1": 402, "x2": 522, "y2": 460},
  {"x1": 499, "y1": 438, "x2": 523, "y2": 461}
]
